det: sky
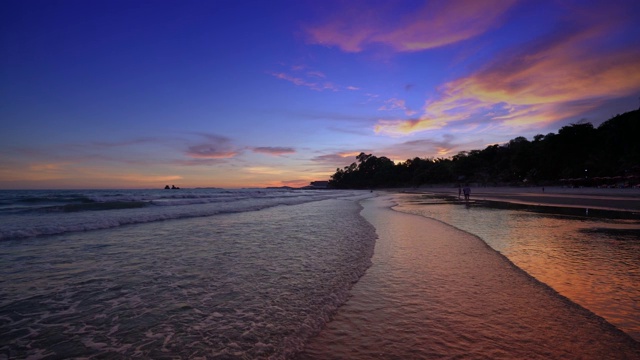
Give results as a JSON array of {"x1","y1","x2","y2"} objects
[{"x1": 1, "y1": 0, "x2": 640, "y2": 189}]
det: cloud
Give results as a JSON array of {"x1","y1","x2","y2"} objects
[
  {"x1": 378, "y1": 98, "x2": 417, "y2": 116},
  {"x1": 374, "y1": 14, "x2": 640, "y2": 136},
  {"x1": 390, "y1": 134, "x2": 463, "y2": 159},
  {"x1": 269, "y1": 71, "x2": 339, "y2": 91},
  {"x1": 375, "y1": 117, "x2": 445, "y2": 136},
  {"x1": 113, "y1": 174, "x2": 183, "y2": 183},
  {"x1": 252, "y1": 147, "x2": 296, "y2": 156},
  {"x1": 268, "y1": 64, "x2": 360, "y2": 92},
  {"x1": 305, "y1": 0, "x2": 517, "y2": 53},
  {"x1": 306, "y1": 71, "x2": 326, "y2": 78},
  {"x1": 185, "y1": 134, "x2": 239, "y2": 159},
  {"x1": 244, "y1": 166, "x2": 285, "y2": 175},
  {"x1": 312, "y1": 151, "x2": 365, "y2": 165},
  {"x1": 91, "y1": 137, "x2": 163, "y2": 148},
  {"x1": 29, "y1": 162, "x2": 69, "y2": 172}
]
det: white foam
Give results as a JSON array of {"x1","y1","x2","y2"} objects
[{"x1": 0, "y1": 190, "x2": 364, "y2": 241}]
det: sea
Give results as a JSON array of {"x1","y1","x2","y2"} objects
[{"x1": 0, "y1": 188, "x2": 639, "y2": 359}]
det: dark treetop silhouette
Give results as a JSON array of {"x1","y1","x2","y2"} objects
[{"x1": 329, "y1": 110, "x2": 640, "y2": 189}]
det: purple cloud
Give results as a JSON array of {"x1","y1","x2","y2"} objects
[{"x1": 252, "y1": 147, "x2": 296, "y2": 156}]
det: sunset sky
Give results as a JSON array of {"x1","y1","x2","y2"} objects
[{"x1": 2, "y1": 0, "x2": 640, "y2": 189}]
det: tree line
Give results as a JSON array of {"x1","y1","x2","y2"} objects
[{"x1": 329, "y1": 109, "x2": 640, "y2": 189}]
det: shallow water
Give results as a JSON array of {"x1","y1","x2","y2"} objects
[
  {"x1": 3, "y1": 189, "x2": 639, "y2": 359},
  {"x1": 393, "y1": 193, "x2": 640, "y2": 342},
  {"x1": 0, "y1": 192, "x2": 376, "y2": 359},
  {"x1": 299, "y1": 195, "x2": 640, "y2": 359}
]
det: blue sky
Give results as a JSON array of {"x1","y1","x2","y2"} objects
[{"x1": 2, "y1": 0, "x2": 639, "y2": 188}]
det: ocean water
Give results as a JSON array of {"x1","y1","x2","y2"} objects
[
  {"x1": 0, "y1": 189, "x2": 376, "y2": 359},
  {"x1": 392, "y1": 192, "x2": 640, "y2": 342},
  {"x1": 2, "y1": 189, "x2": 639, "y2": 359}
]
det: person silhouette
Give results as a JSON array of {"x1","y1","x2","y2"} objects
[{"x1": 463, "y1": 185, "x2": 471, "y2": 201}]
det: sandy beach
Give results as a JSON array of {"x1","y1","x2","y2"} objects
[
  {"x1": 402, "y1": 186, "x2": 640, "y2": 212},
  {"x1": 299, "y1": 195, "x2": 640, "y2": 359}
]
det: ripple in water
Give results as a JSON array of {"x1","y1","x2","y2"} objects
[{"x1": 0, "y1": 195, "x2": 376, "y2": 359}]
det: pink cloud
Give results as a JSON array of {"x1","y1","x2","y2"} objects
[
  {"x1": 375, "y1": 16, "x2": 640, "y2": 135},
  {"x1": 305, "y1": 0, "x2": 517, "y2": 53}
]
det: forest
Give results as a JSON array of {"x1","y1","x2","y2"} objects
[{"x1": 329, "y1": 109, "x2": 640, "y2": 189}]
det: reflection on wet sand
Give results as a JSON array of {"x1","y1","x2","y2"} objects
[
  {"x1": 395, "y1": 192, "x2": 640, "y2": 341},
  {"x1": 299, "y1": 195, "x2": 640, "y2": 359}
]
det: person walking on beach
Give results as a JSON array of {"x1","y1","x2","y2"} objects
[
  {"x1": 463, "y1": 185, "x2": 471, "y2": 201},
  {"x1": 458, "y1": 184, "x2": 462, "y2": 199}
]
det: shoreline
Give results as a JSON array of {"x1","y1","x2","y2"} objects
[
  {"x1": 298, "y1": 195, "x2": 640, "y2": 358},
  {"x1": 395, "y1": 186, "x2": 640, "y2": 212}
]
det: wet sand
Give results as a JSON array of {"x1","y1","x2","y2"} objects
[
  {"x1": 298, "y1": 195, "x2": 640, "y2": 359},
  {"x1": 407, "y1": 186, "x2": 640, "y2": 212}
]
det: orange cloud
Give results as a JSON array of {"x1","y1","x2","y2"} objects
[
  {"x1": 111, "y1": 174, "x2": 183, "y2": 184},
  {"x1": 29, "y1": 163, "x2": 69, "y2": 172},
  {"x1": 3, "y1": 162, "x2": 75, "y2": 182},
  {"x1": 305, "y1": 0, "x2": 516, "y2": 52},
  {"x1": 375, "y1": 117, "x2": 446, "y2": 135},
  {"x1": 375, "y1": 19, "x2": 640, "y2": 135},
  {"x1": 244, "y1": 167, "x2": 285, "y2": 175},
  {"x1": 339, "y1": 151, "x2": 362, "y2": 158}
]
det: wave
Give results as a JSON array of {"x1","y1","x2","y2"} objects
[
  {"x1": 44, "y1": 201, "x2": 150, "y2": 212},
  {"x1": 0, "y1": 190, "x2": 365, "y2": 241},
  {"x1": 0, "y1": 195, "x2": 378, "y2": 359}
]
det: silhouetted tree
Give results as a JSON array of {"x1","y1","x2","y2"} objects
[{"x1": 328, "y1": 110, "x2": 640, "y2": 189}]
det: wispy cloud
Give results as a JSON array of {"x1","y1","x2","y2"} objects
[
  {"x1": 252, "y1": 147, "x2": 296, "y2": 156},
  {"x1": 28, "y1": 162, "x2": 70, "y2": 172},
  {"x1": 390, "y1": 135, "x2": 465, "y2": 159},
  {"x1": 90, "y1": 137, "x2": 163, "y2": 148},
  {"x1": 244, "y1": 166, "x2": 285, "y2": 175},
  {"x1": 375, "y1": 14, "x2": 640, "y2": 135},
  {"x1": 312, "y1": 151, "x2": 366, "y2": 165},
  {"x1": 269, "y1": 71, "x2": 339, "y2": 91},
  {"x1": 305, "y1": 0, "x2": 516, "y2": 53},
  {"x1": 185, "y1": 134, "x2": 239, "y2": 159},
  {"x1": 268, "y1": 64, "x2": 359, "y2": 92},
  {"x1": 378, "y1": 98, "x2": 417, "y2": 116},
  {"x1": 113, "y1": 174, "x2": 183, "y2": 184}
]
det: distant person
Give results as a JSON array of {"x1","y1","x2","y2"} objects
[
  {"x1": 463, "y1": 185, "x2": 471, "y2": 201},
  {"x1": 458, "y1": 185, "x2": 462, "y2": 199}
]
